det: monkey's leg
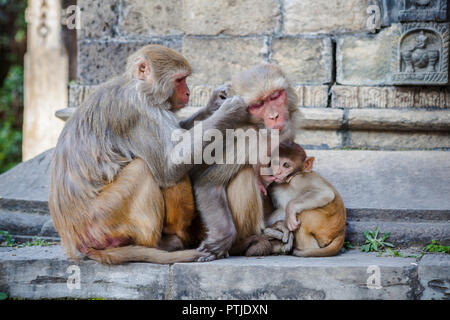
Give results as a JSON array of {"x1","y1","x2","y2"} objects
[
  {"x1": 293, "y1": 224, "x2": 320, "y2": 252},
  {"x1": 161, "y1": 175, "x2": 196, "y2": 247},
  {"x1": 194, "y1": 182, "x2": 237, "y2": 261},
  {"x1": 85, "y1": 158, "x2": 206, "y2": 264},
  {"x1": 227, "y1": 167, "x2": 272, "y2": 256}
]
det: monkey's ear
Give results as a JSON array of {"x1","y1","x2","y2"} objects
[
  {"x1": 302, "y1": 157, "x2": 315, "y2": 173},
  {"x1": 133, "y1": 58, "x2": 151, "y2": 81}
]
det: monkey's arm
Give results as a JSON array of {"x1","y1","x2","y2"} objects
[
  {"x1": 179, "y1": 83, "x2": 231, "y2": 129},
  {"x1": 285, "y1": 187, "x2": 335, "y2": 231}
]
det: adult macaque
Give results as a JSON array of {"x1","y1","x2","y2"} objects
[
  {"x1": 186, "y1": 64, "x2": 300, "y2": 261},
  {"x1": 49, "y1": 45, "x2": 249, "y2": 264},
  {"x1": 261, "y1": 142, "x2": 346, "y2": 257}
]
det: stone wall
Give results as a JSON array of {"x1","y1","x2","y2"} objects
[{"x1": 68, "y1": 0, "x2": 450, "y2": 150}]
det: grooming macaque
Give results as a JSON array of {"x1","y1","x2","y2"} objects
[
  {"x1": 49, "y1": 45, "x2": 250, "y2": 264},
  {"x1": 185, "y1": 64, "x2": 300, "y2": 261},
  {"x1": 261, "y1": 142, "x2": 346, "y2": 257}
]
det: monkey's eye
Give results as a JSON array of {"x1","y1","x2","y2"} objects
[
  {"x1": 249, "y1": 101, "x2": 264, "y2": 111},
  {"x1": 270, "y1": 90, "x2": 282, "y2": 101},
  {"x1": 282, "y1": 162, "x2": 290, "y2": 168}
]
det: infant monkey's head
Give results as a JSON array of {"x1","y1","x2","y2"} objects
[{"x1": 261, "y1": 141, "x2": 315, "y2": 185}]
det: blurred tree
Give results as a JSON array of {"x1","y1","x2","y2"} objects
[{"x1": 0, "y1": 0, "x2": 27, "y2": 173}]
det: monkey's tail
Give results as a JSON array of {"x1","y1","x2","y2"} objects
[
  {"x1": 85, "y1": 246, "x2": 205, "y2": 264},
  {"x1": 292, "y1": 234, "x2": 345, "y2": 258}
]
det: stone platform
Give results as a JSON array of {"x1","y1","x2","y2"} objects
[
  {"x1": 0, "y1": 246, "x2": 448, "y2": 300},
  {"x1": 0, "y1": 149, "x2": 449, "y2": 246}
]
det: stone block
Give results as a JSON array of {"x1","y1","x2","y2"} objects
[
  {"x1": 271, "y1": 38, "x2": 332, "y2": 85},
  {"x1": 295, "y1": 130, "x2": 343, "y2": 149},
  {"x1": 182, "y1": 0, "x2": 280, "y2": 35},
  {"x1": 418, "y1": 254, "x2": 450, "y2": 300},
  {"x1": 172, "y1": 252, "x2": 418, "y2": 299},
  {"x1": 77, "y1": 40, "x2": 181, "y2": 85},
  {"x1": 119, "y1": 0, "x2": 183, "y2": 36},
  {"x1": 348, "y1": 130, "x2": 450, "y2": 149},
  {"x1": 297, "y1": 108, "x2": 343, "y2": 130},
  {"x1": 284, "y1": 0, "x2": 371, "y2": 34},
  {"x1": 348, "y1": 109, "x2": 450, "y2": 131},
  {"x1": 77, "y1": 0, "x2": 118, "y2": 39},
  {"x1": 337, "y1": 25, "x2": 400, "y2": 86},
  {"x1": 0, "y1": 246, "x2": 170, "y2": 299},
  {"x1": 295, "y1": 85, "x2": 329, "y2": 108},
  {"x1": 182, "y1": 37, "x2": 267, "y2": 86},
  {"x1": 332, "y1": 85, "x2": 450, "y2": 109}
]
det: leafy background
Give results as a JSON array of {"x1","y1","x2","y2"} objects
[{"x1": 0, "y1": 0, "x2": 27, "y2": 173}]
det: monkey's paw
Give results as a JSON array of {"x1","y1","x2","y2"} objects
[
  {"x1": 207, "y1": 82, "x2": 232, "y2": 113},
  {"x1": 195, "y1": 238, "x2": 232, "y2": 262},
  {"x1": 264, "y1": 220, "x2": 292, "y2": 243},
  {"x1": 220, "y1": 96, "x2": 249, "y2": 123}
]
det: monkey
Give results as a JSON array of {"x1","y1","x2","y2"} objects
[
  {"x1": 48, "y1": 44, "x2": 250, "y2": 264},
  {"x1": 259, "y1": 141, "x2": 347, "y2": 257},
  {"x1": 180, "y1": 64, "x2": 300, "y2": 261}
]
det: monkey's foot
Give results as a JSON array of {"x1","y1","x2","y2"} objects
[
  {"x1": 195, "y1": 239, "x2": 232, "y2": 262},
  {"x1": 264, "y1": 221, "x2": 292, "y2": 243}
]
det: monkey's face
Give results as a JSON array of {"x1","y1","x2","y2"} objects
[
  {"x1": 248, "y1": 89, "x2": 288, "y2": 131},
  {"x1": 264, "y1": 156, "x2": 298, "y2": 184},
  {"x1": 170, "y1": 73, "x2": 191, "y2": 110}
]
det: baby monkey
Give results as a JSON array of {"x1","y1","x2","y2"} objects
[{"x1": 259, "y1": 142, "x2": 346, "y2": 257}]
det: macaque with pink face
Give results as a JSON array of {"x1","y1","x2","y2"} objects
[{"x1": 258, "y1": 142, "x2": 347, "y2": 258}]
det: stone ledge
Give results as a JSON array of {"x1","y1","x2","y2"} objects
[{"x1": 2, "y1": 246, "x2": 448, "y2": 300}]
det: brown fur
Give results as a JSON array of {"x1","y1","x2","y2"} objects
[
  {"x1": 161, "y1": 175, "x2": 197, "y2": 247},
  {"x1": 49, "y1": 45, "x2": 249, "y2": 264},
  {"x1": 266, "y1": 144, "x2": 347, "y2": 257}
]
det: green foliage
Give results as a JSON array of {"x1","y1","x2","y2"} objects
[
  {"x1": 0, "y1": 231, "x2": 56, "y2": 248},
  {"x1": 0, "y1": 0, "x2": 27, "y2": 174},
  {"x1": 0, "y1": 65, "x2": 23, "y2": 173},
  {"x1": 340, "y1": 241, "x2": 354, "y2": 253},
  {"x1": 361, "y1": 226, "x2": 394, "y2": 253},
  {"x1": 0, "y1": 230, "x2": 15, "y2": 246},
  {"x1": 423, "y1": 240, "x2": 450, "y2": 254},
  {"x1": 385, "y1": 248, "x2": 419, "y2": 259},
  {"x1": 0, "y1": 292, "x2": 8, "y2": 300}
]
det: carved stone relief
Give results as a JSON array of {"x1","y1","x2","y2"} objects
[
  {"x1": 392, "y1": 22, "x2": 449, "y2": 85},
  {"x1": 399, "y1": 0, "x2": 448, "y2": 22}
]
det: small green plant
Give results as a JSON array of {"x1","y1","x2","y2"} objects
[
  {"x1": 340, "y1": 241, "x2": 354, "y2": 253},
  {"x1": 361, "y1": 227, "x2": 394, "y2": 253},
  {"x1": 385, "y1": 248, "x2": 419, "y2": 259},
  {"x1": 423, "y1": 240, "x2": 450, "y2": 254},
  {"x1": 17, "y1": 236, "x2": 55, "y2": 248},
  {"x1": 0, "y1": 230, "x2": 15, "y2": 246},
  {"x1": 0, "y1": 292, "x2": 8, "y2": 300}
]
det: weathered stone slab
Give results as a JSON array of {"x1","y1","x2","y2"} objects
[
  {"x1": 119, "y1": 0, "x2": 183, "y2": 37},
  {"x1": 0, "y1": 149, "x2": 52, "y2": 203},
  {"x1": 398, "y1": 0, "x2": 448, "y2": 22},
  {"x1": 182, "y1": 0, "x2": 280, "y2": 35},
  {"x1": 346, "y1": 221, "x2": 450, "y2": 246},
  {"x1": 332, "y1": 85, "x2": 450, "y2": 108},
  {"x1": 77, "y1": 0, "x2": 119, "y2": 39},
  {"x1": 418, "y1": 254, "x2": 450, "y2": 300},
  {"x1": 307, "y1": 150, "x2": 450, "y2": 211},
  {"x1": 271, "y1": 38, "x2": 332, "y2": 85},
  {"x1": 348, "y1": 130, "x2": 450, "y2": 150},
  {"x1": 337, "y1": 25, "x2": 400, "y2": 86},
  {"x1": 182, "y1": 37, "x2": 267, "y2": 86},
  {"x1": 78, "y1": 40, "x2": 181, "y2": 85},
  {"x1": 297, "y1": 108, "x2": 343, "y2": 130},
  {"x1": 284, "y1": 0, "x2": 371, "y2": 34},
  {"x1": 172, "y1": 251, "x2": 418, "y2": 299},
  {"x1": 295, "y1": 130, "x2": 343, "y2": 149},
  {"x1": 0, "y1": 211, "x2": 54, "y2": 237},
  {"x1": 348, "y1": 109, "x2": 450, "y2": 131},
  {"x1": 0, "y1": 246, "x2": 170, "y2": 300}
]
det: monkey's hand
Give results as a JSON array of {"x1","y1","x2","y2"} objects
[
  {"x1": 206, "y1": 82, "x2": 232, "y2": 114},
  {"x1": 196, "y1": 231, "x2": 236, "y2": 262},
  {"x1": 216, "y1": 96, "x2": 250, "y2": 124},
  {"x1": 264, "y1": 221, "x2": 294, "y2": 254},
  {"x1": 264, "y1": 221, "x2": 292, "y2": 244},
  {"x1": 286, "y1": 203, "x2": 301, "y2": 232}
]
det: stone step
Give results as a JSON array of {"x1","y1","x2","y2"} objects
[
  {"x1": 0, "y1": 149, "x2": 448, "y2": 246},
  {"x1": 0, "y1": 246, "x2": 448, "y2": 300}
]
